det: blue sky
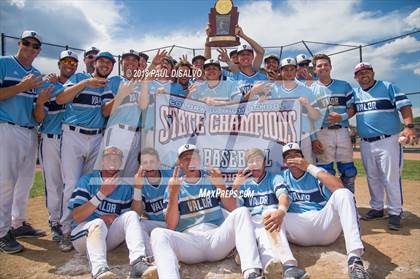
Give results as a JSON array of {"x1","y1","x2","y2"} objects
[{"x1": 1, "y1": 0, "x2": 419, "y2": 114}]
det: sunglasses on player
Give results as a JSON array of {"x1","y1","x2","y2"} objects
[
  {"x1": 61, "y1": 59, "x2": 78, "y2": 66},
  {"x1": 298, "y1": 62, "x2": 310, "y2": 67},
  {"x1": 21, "y1": 39, "x2": 41, "y2": 50}
]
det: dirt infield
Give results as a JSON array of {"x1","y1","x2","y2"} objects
[{"x1": 0, "y1": 178, "x2": 419, "y2": 279}]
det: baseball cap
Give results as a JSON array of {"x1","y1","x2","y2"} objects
[
  {"x1": 95, "y1": 51, "x2": 116, "y2": 63},
  {"x1": 282, "y1": 142, "x2": 302, "y2": 155},
  {"x1": 237, "y1": 44, "x2": 254, "y2": 54},
  {"x1": 203, "y1": 59, "x2": 221, "y2": 69},
  {"x1": 177, "y1": 144, "x2": 198, "y2": 159},
  {"x1": 264, "y1": 54, "x2": 279, "y2": 64},
  {"x1": 59, "y1": 50, "x2": 78, "y2": 61},
  {"x1": 21, "y1": 30, "x2": 42, "y2": 44},
  {"x1": 354, "y1": 62, "x2": 373, "y2": 75},
  {"x1": 296, "y1": 54, "x2": 311, "y2": 65},
  {"x1": 139, "y1": 52, "x2": 149, "y2": 61},
  {"x1": 192, "y1": 55, "x2": 206, "y2": 64},
  {"x1": 102, "y1": 146, "x2": 123, "y2": 158},
  {"x1": 85, "y1": 46, "x2": 100, "y2": 57},
  {"x1": 280, "y1": 57, "x2": 297, "y2": 68},
  {"x1": 122, "y1": 49, "x2": 140, "y2": 59}
]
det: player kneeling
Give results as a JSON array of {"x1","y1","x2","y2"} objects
[
  {"x1": 67, "y1": 146, "x2": 157, "y2": 279},
  {"x1": 151, "y1": 144, "x2": 264, "y2": 279},
  {"x1": 281, "y1": 143, "x2": 370, "y2": 279}
]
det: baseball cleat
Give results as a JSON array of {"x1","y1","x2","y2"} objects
[
  {"x1": 388, "y1": 214, "x2": 401, "y2": 231},
  {"x1": 361, "y1": 209, "x2": 385, "y2": 221},
  {"x1": 51, "y1": 224, "x2": 63, "y2": 242},
  {"x1": 0, "y1": 230, "x2": 24, "y2": 254},
  {"x1": 348, "y1": 256, "x2": 370, "y2": 279},
  {"x1": 93, "y1": 266, "x2": 117, "y2": 279},
  {"x1": 245, "y1": 271, "x2": 264, "y2": 279},
  {"x1": 283, "y1": 266, "x2": 310, "y2": 279},
  {"x1": 13, "y1": 222, "x2": 47, "y2": 238},
  {"x1": 128, "y1": 256, "x2": 158, "y2": 279},
  {"x1": 59, "y1": 233, "x2": 73, "y2": 252}
]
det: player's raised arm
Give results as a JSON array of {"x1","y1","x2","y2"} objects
[
  {"x1": 0, "y1": 73, "x2": 43, "y2": 101},
  {"x1": 33, "y1": 85, "x2": 54, "y2": 122},
  {"x1": 131, "y1": 166, "x2": 146, "y2": 216},
  {"x1": 165, "y1": 166, "x2": 181, "y2": 230},
  {"x1": 56, "y1": 77, "x2": 107, "y2": 105},
  {"x1": 235, "y1": 25, "x2": 265, "y2": 70}
]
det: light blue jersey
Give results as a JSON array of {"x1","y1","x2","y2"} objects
[
  {"x1": 107, "y1": 76, "x2": 142, "y2": 128},
  {"x1": 238, "y1": 172, "x2": 286, "y2": 216},
  {"x1": 142, "y1": 169, "x2": 173, "y2": 221},
  {"x1": 144, "y1": 80, "x2": 186, "y2": 130},
  {"x1": 36, "y1": 81, "x2": 66, "y2": 135},
  {"x1": 68, "y1": 170, "x2": 133, "y2": 230},
  {"x1": 311, "y1": 79, "x2": 354, "y2": 128},
  {"x1": 352, "y1": 80, "x2": 412, "y2": 138},
  {"x1": 276, "y1": 168, "x2": 332, "y2": 213},
  {"x1": 0, "y1": 56, "x2": 42, "y2": 127},
  {"x1": 163, "y1": 172, "x2": 225, "y2": 232},
  {"x1": 229, "y1": 69, "x2": 268, "y2": 100},
  {"x1": 190, "y1": 80, "x2": 239, "y2": 101},
  {"x1": 61, "y1": 73, "x2": 118, "y2": 129},
  {"x1": 270, "y1": 82, "x2": 318, "y2": 135}
]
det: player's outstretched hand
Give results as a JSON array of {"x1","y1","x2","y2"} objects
[
  {"x1": 207, "y1": 167, "x2": 225, "y2": 188},
  {"x1": 168, "y1": 166, "x2": 181, "y2": 197},
  {"x1": 327, "y1": 112, "x2": 342, "y2": 124},
  {"x1": 84, "y1": 77, "x2": 107, "y2": 88},
  {"x1": 217, "y1": 48, "x2": 230, "y2": 63},
  {"x1": 100, "y1": 173, "x2": 119, "y2": 196},
  {"x1": 311, "y1": 140, "x2": 324, "y2": 154},
  {"x1": 45, "y1": 73, "x2": 59, "y2": 83},
  {"x1": 263, "y1": 210, "x2": 285, "y2": 232},
  {"x1": 36, "y1": 85, "x2": 54, "y2": 105},
  {"x1": 400, "y1": 127, "x2": 418, "y2": 146},
  {"x1": 151, "y1": 49, "x2": 168, "y2": 67},
  {"x1": 232, "y1": 168, "x2": 252, "y2": 190},
  {"x1": 134, "y1": 166, "x2": 146, "y2": 189},
  {"x1": 100, "y1": 214, "x2": 118, "y2": 226},
  {"x1": 286, "y1": 157, "x2": 309, "y2": 171},
  {"x1": 234, "y1": 25, "x2": 244, "y2": 37},
  {"x1": 19, "y1": 74, "x2": 44, "y2": 92}
]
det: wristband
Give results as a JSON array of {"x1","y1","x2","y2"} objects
[
  {"x1": 278, "y1": 204, "x2": 288, "y2": 214},
  {"x1": 90, "y1": 196, "x2": 101, "y2": 207},
  {"x1": 133, "y1": 188, "x2": 142, "y2": 201},
  {"x1": 307, "y1": 164, "x2": 322, "y2": 178},
  {"x1": 339, "y1": 112, "x2": 349, "y2": 121},
  {"x1": 96, "y1": 191, "x2": 106, "y2": 201}
]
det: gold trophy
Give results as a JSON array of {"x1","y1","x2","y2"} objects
[{"x1": 208, "y1": 0, "x2": 240, "y2": 47}]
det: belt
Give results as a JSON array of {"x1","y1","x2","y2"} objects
[
  {"x1": 118, "y1": 124, "x2": 140, "y2": 132},
  {"x1": 69, "y1": 125, "x2": 102, "y2": 135},
  {"x1": 362, "y1": 134, "x2": 391, "y2": 142},
  {"x1": 46, "y1": 134, "x2": 61, "y2": 139},
  {"x1": 321, "y1": 125, "x2": 346, "y2": 130},
  {"x1": 7, "y1": 121, "x2": 34, "y2": 130}
]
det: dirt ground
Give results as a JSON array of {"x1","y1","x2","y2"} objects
[{"x1": 0, "y1": 178, "x2": 419, "y2": 279}]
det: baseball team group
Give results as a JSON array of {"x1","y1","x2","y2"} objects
[{"x1": 0, "y1": 26, "x2": 417, "y2": 279}]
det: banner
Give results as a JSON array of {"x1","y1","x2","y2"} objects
[{"x1": 154, "y1": 94, "x2": 302, "y2": 184}]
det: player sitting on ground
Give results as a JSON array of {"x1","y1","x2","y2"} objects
[
  {"x1": 232, "y1": 148, "x2": 309, "y2": 279},
  {"x1": 150, "y1": 144, "x2": 264, "y2": 279},
  {"x1": 280, "y1": 143, "x2": 370, "y2": 279},
  {"x1": 68, "y1": 146, "x2": 157, "y2": 279}
]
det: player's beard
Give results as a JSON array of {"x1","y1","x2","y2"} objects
[{"x1": 96, "y1": 70, "x2": 111, "y2": 79}]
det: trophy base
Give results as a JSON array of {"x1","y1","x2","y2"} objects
[{"x1": 207, "y1": 35, "x2": 240, "y2": 47}]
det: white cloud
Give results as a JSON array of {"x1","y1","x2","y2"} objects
[
  {"x1": 405, "y1": 8, "x2": 420, "y2": 29},
  {"x1": 8, "y1": 0, "x2": 25, "y2": 9},
  {"x1": 401, "y1": 61, "x2": 420, "y2": 76}
]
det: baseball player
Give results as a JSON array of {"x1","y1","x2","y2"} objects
[
  {"x1": 0, "y1": 30, "x2": 47, "y2": 254},
  {"x1": 310, "y1": 54, "x2": 358, "y2": 193},
  {"x1": 295, "y1": 54, "x2": 315, "y2": 86},
  {"x1": 83, "y1": 46, "x2": 100, "y2": 74},
  {"x1": 33, "y1": 50, "x2": 79, "y2": 241},
  {"x1": 138, "y1": 52, "x2": 149, "y2": 72},
  {"x1": 55, "y1": 51, "x2": 119, "y2": 252},
  {"x1": 263, "y1": 54, "x2": 280, "y2": 81},
  {"x1": 232, "y1": 148, "x2": 308, "y2": 279},
  {"x1": 101, "y1": 50, "x2": 147, "y2": 177},
  {"x1": 150, "y1": 144, "x2": 264, "y2": 279},
  {"x1": 174, "y1": 61, "x2": 192, "y2": 94},
  {"x1": 191, "y1": 55, "x2": 206, "y2": 82},
  {"x1": 348, "y1": 62, "x2": 416, "y2": 230},
  {"x1": 280, "y1": 143, "x2": 370, "y2": 279},
  {"x1": 68, "y1": 146, "x2": 157, "y2": 279},
  {"x1": 268, "y1": 57, "x2": 320, "y2": 164}
]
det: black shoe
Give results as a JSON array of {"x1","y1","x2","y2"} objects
[
  {"x1": 128, "y1": 256, "x2": 157, "y2": 278},
  {"x1": 51, "y1": 224, "x2": 63, "y2": 242},
  {"x1": 92, "y1": 266, "x2": 116, "y2": 279},
  {"x1": 348, "y1": 257, "x2": 370, "y2": 279},
  {"x1": 0, "y1": 230, "x2": 24, "y2": 254},
  {"x1": 13, "y1": 222, "x2": 47, "y2": 238},
  {"x1": 361, "y1": 209, "x2": 384, "y2": 221},
  {"x1": 388, "y1": 214, "x2": 401, "y2": 231},
  {"x1": 245, "y1": 271, "x2": 264, "y2": 279},
  {"x1": 283, "y1": 266, "x2": 310, "y2": 279}
]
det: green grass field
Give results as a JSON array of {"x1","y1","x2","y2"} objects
[{"x1": 29, "y1": 159, "x2": 420, "y2": 198}]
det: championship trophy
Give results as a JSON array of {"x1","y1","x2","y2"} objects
[{"x1": 207, "y1": 0, "x2": 240, "y2": 47}]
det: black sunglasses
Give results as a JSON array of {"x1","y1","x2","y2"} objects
[
  {"x1": 21, "y1": 40, "x2": 41, "y2": 50},
  {"x1": 298, "y1": 62, "x2": 310, "y2": 67}
]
